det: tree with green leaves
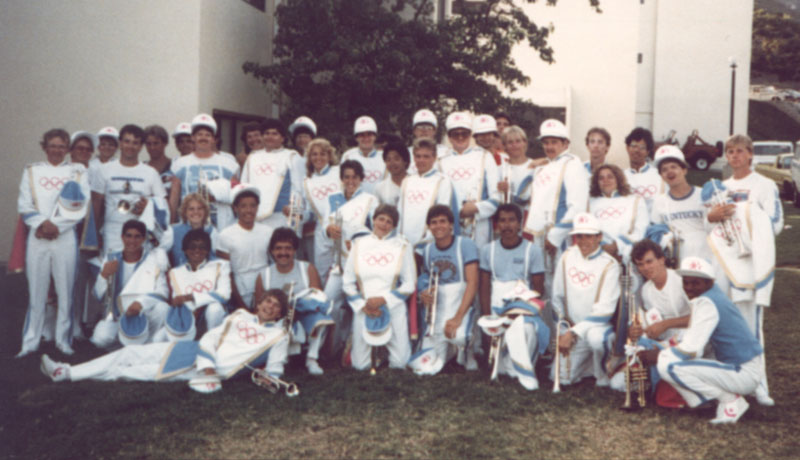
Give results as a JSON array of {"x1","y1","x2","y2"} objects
[
  {"x1": 751, "y1": 8, "x2": 800, "y2": 82},
  {"x1": 244, "y1": 0, "x2": 599, "y2": 147}
]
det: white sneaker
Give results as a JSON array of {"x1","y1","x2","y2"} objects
[
  {"x1": 710, "y1": 396, "x2": 749, "y2": 424},
  {"x1": 754, "y1": 385, "x2": 775, "y2": 406},
  {"x1": 40, "y1": 354, "x2": 70, "y2": 382},
  {"x1": 306, "y1": 359, "x2": 324, "y2": 376},
  {"x1": 57, "y1": 343, "x2": 75, "y2": 356}
]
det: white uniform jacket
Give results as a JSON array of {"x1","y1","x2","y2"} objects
[
  {"x1": 589, "y1": 193, "x2": 648, "y2": 263},
  {"x1": 168, "y1": 259, "x2": 232, "y2": 311},
  {"x1": 94, "y1": 248, "x2": 170, "y2": 319},
  {"x1": 398, "y1": 169, "x2": 457, "y2": 248}
]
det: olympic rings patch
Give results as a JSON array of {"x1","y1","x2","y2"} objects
[
  {"x1": 594, "y1": 207, "x2": 626, "y2": 219},
  {"x1": 39, "y1": 176, "x2": 66, "y2": 190},
  {"x1": 406, "y1": 190, "x2": 430, "y2": 204},
  {"x1": 365, "y1": 170, "x2": 382, "y2": 182},
  {"x1": 364, "y1": 253, "x2": 395, "y2": 266},
  {"x1": 237, "y1": 321, "x2": 265, "y2": 344},
  {"x1": 632, "y1": 185, "x2": 657, "y2": 198},
  {"x1": 185, "y1": 280, "x2": 214, "y2": 293},
  {"x1": 256, "y1": 164, "x2": 275, "y2": 176},
  {"x1": 312, "y1": 184, "x2": 338, "y2": 200},
  {"x1": 448, "y1": 167, "x2": 475, "y2": 181},
  {"x1": 568, "y1": 267, "x2": 595, "y2": 287}
]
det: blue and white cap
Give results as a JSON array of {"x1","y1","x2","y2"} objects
[
  {"x1": 363, "y1": 305, "x2": 392, "y2": 346},
  {"x1": 354, "y1": 116, "x2": 377, "y2": 136},
  {"x1": 165, "y1": 305, "x2": 196, "y2": 342},
  {"x1": 55, "y1": 181, "x2": 87, "y2": 220},
  {"x1": 118, "y1": 313, "x2": 149, "y2": 345}
]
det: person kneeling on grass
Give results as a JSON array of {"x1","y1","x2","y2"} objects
[
  {"x1": 638, "y1": 257, "x2": 764, "y2": 424},
  {"x1": 41, "y1": 289, "x2": 290, "y2": 393}
]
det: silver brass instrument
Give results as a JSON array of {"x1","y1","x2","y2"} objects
[
  {"x1": 370, "y1": 346, "x2": 378, "y2": 376},
  {"x1": 460, "y1": 190, "x2": 478, "y2": 239},
  {"x1": 103, "y1": 272, "x2": 116, "y2": 316},
  {"x1": 197, "y1": 169, "x2": 217, "y2": 226},
  {"x1": 246, "y1": 364, "x2": 299, "y2": 397},
  {"x1": 489, "y1": 334, "x2": 503, "y2": 382},
  {"x1": 552, "y1": 319, "x2": 562, "y2": 393},
  {"x1": 710, "y1": 180, "x2": 750, "y2": 259},
  {"x1": 621, "y1": 261, "x2": 648, "y2": 410},
  {"x1": 502, "y1": 162, "x2": 511, "y2": 204},
  {"x1": 331, "y1": 210, "x2": 344, "y2": 275},
  {"x1": 425, "y1": 267, "x2": 440, "y2": 338},
  {"x1": 665, "y1": 227, "x2": 681, "y2": 268},
  {"x1": 284, "y1": 281, "x2": 297, "y2": 340},
  {"x1": 287, "y1": 193, "x2": 304, "y2": 234}
]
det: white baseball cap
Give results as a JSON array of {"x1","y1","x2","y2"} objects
[
  {"x1": 70, "y1": 131, "x2": 96, "y2": 150},
  {"x1": 191, "y1": 113, "x2": 217, "y2": 135},
  {"x1": 232, "y1": 183, "x2": 261, "y2": 204},
  {"x1": 654, "y1": 145, "x2": 688, "y2": 170},
  {"x1": 472, "y1": 114, "x2": 498, "y2": 135},
  {"x1": 172, "y1": 122, "x2": 192, "y2": 138},
  {"x1": 569, "y1": 212, "x2": 601, "y2": 235},
  {"x1": 353, "y1": 116, "x2": 377, "y2": 136},
  {"x1": 538, "y1": 119, "x2": 569, "y2": 140},
  {"x1": 445, "y1": 112, "x2": 472, "y2": 132},
  {"x1": 96, "y1": 126, "x2": 119, "y2": 142},
  {"x1": 289, "y1": 116, "x2": 317, "y2": 137},
  {"x1": 676, "y1": 257, "x2": 715, "y2": 280},
  {"x1": 413, "y1": 109, "x2": 438, "y2": 128}
]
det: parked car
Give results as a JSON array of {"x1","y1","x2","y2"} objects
[
  {"x1": 755, "y1": 153, "x2": 794, "y2": 199},
  {"x1": 752, "y1": 141, "x2": 793, "y2": 168}
]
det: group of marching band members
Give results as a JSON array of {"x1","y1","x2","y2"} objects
[{"x1": 20, "y1": 108, "x2": 780, "y2": 424}]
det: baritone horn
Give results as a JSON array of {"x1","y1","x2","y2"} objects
[{"x1": 246, "y1": 364, "x2": 300, "y2": 397}]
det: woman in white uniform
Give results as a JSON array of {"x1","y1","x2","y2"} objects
[{"x1": 303, "y1": 138, "x2": 341, "y2": 283}]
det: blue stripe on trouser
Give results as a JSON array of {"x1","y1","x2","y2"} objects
[{"x1": 666, "y1": 359, "x2": 741, "y2": 406}]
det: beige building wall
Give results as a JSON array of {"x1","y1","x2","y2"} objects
[{"x1": 0, "y1": 0, "x2": 274, "y2": 259}]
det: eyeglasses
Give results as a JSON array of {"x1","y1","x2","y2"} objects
[{"x1": 448, "y1": 130, "x2": 471, "y2": 139}]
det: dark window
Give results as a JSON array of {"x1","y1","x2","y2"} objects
[
  {"x1": 242, "y1": 0, "x2": 265, "y2": 12},
  {"x1": 212, "y1": 110, "x2": 266, "y2": 156}
]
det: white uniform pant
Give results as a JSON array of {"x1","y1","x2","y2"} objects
[
  {"x1": 657, "y1": 352, "x2": 762, "y2": 408},
  {"x1": 351, "y1": 306, "x2": 410, "y2": 371},
  {"x1": 20, "y1": 230, "x2": 77, "y2": 353},
  {"x1": 305, "y1": 327, "x2": 328, "y2": 361},
  {"x1": 70, "y1": 342, "x2": 197, "y2": 382},
  {"x1": 497, "y1": 319, "x2": 539, "y2": 390},
  {"x1": 90, "y1": 302, "x2": 170, "y2": 349},
  {"x1": 314, "y1": 236, "x2": 335, "y2": 286},
  {"x1": 551, "y1": 325, "x2": 614, "y2": 386},
  {"x1": 418, "y1": 304, "x2": 476, "y2": 372},
  {"x1": 734, "y1": 300, "x2": 770, "y2": 396}
]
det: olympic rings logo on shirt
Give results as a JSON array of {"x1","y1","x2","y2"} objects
[
  {"x1": 237, "y1": 321, "x2": 265, "y2": 344},
  {"x1": 350, "y1": 206, "x2": 364, "y2": 220},
  {"x1": 365, "y1": 170, "x2": 382, "y2": 182},
  {"x1": 312, "y1": 184, "x2": 339, "y2": 200},
  {"x1": 448, "y1": 167, "x2": 475, "y2": 181},
  {"x1": 568, "y1": 267, "x2": 595, "y2": 287},
  {"x1": 534, "y1": 173, "x2": 552, "y2": 187},
  {"x1": 594, "y1": 207, "x2": 626, "y2": 219},
  {"x1": 407, "y1": 190, "x2": 430, "y2": 204},
  {"x1": 364, "y1": 253, "x2": 395, "y2": 266},
  {"x1": 186, "y1": 280, "x2": 214, "y2": 293},
  {"x1": 632, "y1": 185, "x2": 657, "y2": 198},
  {"x1": 256, "y1": 164, "x2": 275, "y2": 176},
  {"x1": 39, "y1": 177, "x2": 67, "y2": 190}
]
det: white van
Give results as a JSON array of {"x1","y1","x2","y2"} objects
[{"x1": 752, "y1": 141, "x2": 793, "y2": 167}]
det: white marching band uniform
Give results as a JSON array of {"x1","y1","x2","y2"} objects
[
  {"x1": 409, "y1": 236, "x2": 479, "y2": 375},
  {"x1": 321, "y1": 187, "x2": 379, "y2": 352},
  {"x1": 18, "y1": 160, "x2": 90, "y2": 355},
  {"x1": 91, "y1": 248, "x2": 170, "y2": 348},
  {"x1": 519, "y1": 150, "x2": 589, "y2": 282},
  {"x1": 589, "y1": 192, "x2": 648, "y2": 264},
  {"x1": 166, "y1": 258, "x2": 231, "y2": 336},
  {"x1": 93, "y1": 159, "x2": 168, "y2": 254},
  {"x1": 217, "y1": 222, "x2": 274, "y2": 309},
  {"x1": 159, "y1": 223, "x2": 220, "y2": 267},
  {"x1": 374, "y1": 176, "x2": 401, "y2": 207},
  {"x1": 406, "y1": 143, "x2": 451, "y2": 175},
  {"x1": 241, "y1": 147, "x2": 303, "y2": 229},
  {"x1": 702, "y1": 180, "x2": 776, "y2": 401},
  {"x1": 343, "y1": 232, "x2": 416, "y2": 370},
  {"x1": 624, "y1": 163, "x2": 665, "y2": 213},
  {"x1": 303, "y1": 165, "x2": 342, "y2": 282},
  {"x1": 169, "y1": 153, "x2": 240, "y2": 231},
  {"x1": 650, "y1": 186, "x2": 713, "y2": 265},
  {"x1": 53, "y1": 309, "x2": 288, "y2": 384},
  {"x1": 397, "y1": 168, "x2": 457, "y2": 250},
  {"x1": 504, "y1": 159, "x2": 534, "y2": 211},
  {"x1": 551, "y1": 246, "x2": 621, "y2": 386},
  {"x1": 341, "y1": 147, "x2": 386, "y2": 195},
  {"x1": 438, "y1": 146, "x2": 500, "y2": 246},
  {"x1": 723, "y1": 171, "x2": 783, "y2": 236},
  {"x1": 656, "y1": 283, "x2": 764, "y2": 423}
]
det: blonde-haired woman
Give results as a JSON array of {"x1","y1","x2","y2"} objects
[
  {"x1": 303, "y1": 138, "x2": 342, "y2": 283},
  {"x1": 160, "y1": 193, "x2": 219, "y2": 267}
]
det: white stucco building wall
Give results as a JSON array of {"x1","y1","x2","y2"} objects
[
  {"x1": 0, "y1": 0, "x2": 277, "y2": 259},
  {"x1": 508, "y1": 0, "x2": 752, "y2": 166}
]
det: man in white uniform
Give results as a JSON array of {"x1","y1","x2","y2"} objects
[
  {"x1": 552, "y1": 213, "x2": 621, "y2": 387},
  {"x1": 41, "y1": 289, "x2": 290, "y2": 392},
  {"x1": 92, "y1": 124, "x2": 168, "y2": 255},
  {"x1": 439, "y1": 112, "x2": 500, "y2": 247},
  {"x1": 341, "y1": 116, "x2": 386, "y2": 194},
  {"x1": 169, "y1": 113, "x2": 240, "y2": 231},
  {"x1": 649, "y1": 146, "x2": 712, "y2": 266},
  {"x1": 623, "y1": 128, "x2": 664, "y2": 213},
  {"x1": 639, "y1": 257, "x2": 765, "y2": 424},
  {"x1": 16, "y1": 129, "x2": 90, "y2": 357}
]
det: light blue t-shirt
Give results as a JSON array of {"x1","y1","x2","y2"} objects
[
  {"x1": 479, "y1": 238, "x2": 544, "y2": 282},
  {"x1": 421, "y1": 236, "x2": 479, "y2": 286}
]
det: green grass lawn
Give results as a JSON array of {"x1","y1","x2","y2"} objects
[{"x1": 2, "y1": 179, "x2": 799, "y2": 459}]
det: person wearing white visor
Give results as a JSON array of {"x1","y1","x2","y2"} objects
[
  {"x1": 517, "y1": 119, "x2": 589, "y2": 294},
  {"x1": 636, "y1": 256, "x2": 765, "y2": 424},
  {"x1": 340, "y1": 116, "x2": 385, "y2": 194},
  {"x1": 551, "y1": 212, "x2": 621, "y2": 388},
  {"x1": 289, "y1": 116, "x2": 317, "y2": 154},
  {"x1": 438, "y1": 111, "x2": 501, "y2": 247},
  {"x1": 172, "y1": 122, "x2": 194, "y2": 156},
  {"x1": 407, "y1": 109, "x2": 450, "y2": 174},
  {"x1": 168, "y1": 113, "x2": 240, "y2": 231},
  {"x1": 473, "y1": 114, "x2": 508, "y2": 165}
]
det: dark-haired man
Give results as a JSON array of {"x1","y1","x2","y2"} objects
[{"x1": 623, "y1": 127, "x2": 664, "y2": 212}]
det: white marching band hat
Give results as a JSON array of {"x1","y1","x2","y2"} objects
[
  {"x1": 413, "y1": 109, "x2": 438, "y2": 128},
  {"x1": 354, "y1": 116, "x2": 377, "y2": 136},
  {"x1": 363, "y1": 305, "x2": 392, "y2": 346},
  {"x1": 70, "y1": 131, "x2": 97, "y2": 150},
  {"x1": 118, "y1": 312, "x2": 149, "y2": 346},
  {"x1": 172, "y1": 122, "x2": 192, "y2": 138},
  {"x1": 445, "y1": 111, "x2": 472, "y2": 132},
  {"x1": 53, "y1": 181, "x2": 88, "y2": 220},
  {"x1": 654, "y1": 145, "x2": 687, "y2": 169},
  {"x1": 472, "y1": 114, "x2": 498, "y2": 135},
  {"x1": 231, "y1": 183, "x2": 261, "y2": 203},
  {"x1": 676, "y1": 256, "x2": 715, "y2": 280},
  {"x1": 97, "y1": 126, "x2": 119, "y2": 141},
  {"x1": 538, "y1": 119, "x2": 569, "y2": 140},
  {"x1": 165, "y1": 305, "x2": 196, "y2": 342},
  {"x1": 191, "y1": 113, "x2": 217, "y2": 135},
  {"x1": 569, "y1": 212, "x2": 601, "y2": 235},
  {"x1": 289, "y1": 116, "x2": 317, "y2": 137}
]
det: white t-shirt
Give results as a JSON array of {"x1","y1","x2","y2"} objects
[
  {"x1": 217, "y1": 222, "x2": 274, "y2": 276},
  {"x1": 640, "y1": 269, "x2": 690, "y2": 343},
  {"x1": 723, "y1": 171, "x2": 783, "y2": 236}
]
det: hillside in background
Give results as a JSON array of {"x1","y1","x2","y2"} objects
[
  {"x1": 756, "y1": 0, "x2": 800, "y2": 22},
  {"x1": 748, "y1": 99, "x2": 800, "y2": 140}
]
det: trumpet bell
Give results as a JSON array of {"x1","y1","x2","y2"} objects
[{"x1": 117, "y1": 200, "x2": 132, "y2": 214}]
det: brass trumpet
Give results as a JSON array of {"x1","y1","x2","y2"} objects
[
  {"x1": 710, "y1": 180, "x2": 750, "y2": 259},
  {"x1": 247, "y1": 364, "x2": 299, "y2": 397}
]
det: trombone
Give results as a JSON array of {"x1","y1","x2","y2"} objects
[{"x1": 246, "y1": 364, "x2": 299, "y2": 397}]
